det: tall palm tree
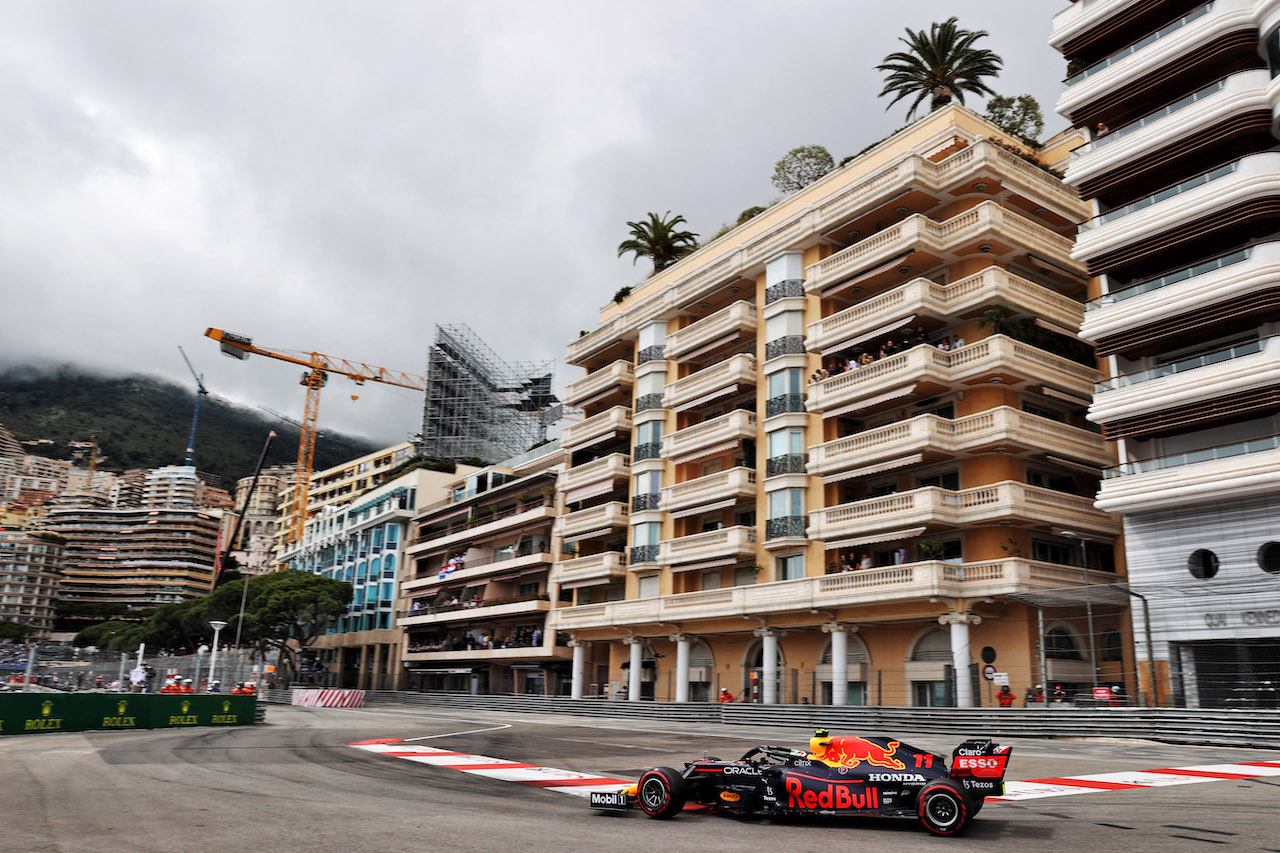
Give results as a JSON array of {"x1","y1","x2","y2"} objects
[
  {"x1": 877, "y1": 18, "x2": 1003, "y2": 120},
  {"x1": 617, "y1": 211, "x2": 699, "y2": 275}
]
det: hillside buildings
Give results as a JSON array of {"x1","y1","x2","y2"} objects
[
  {"x1": 1053, "y1": 0, "x2": 1280, "y2": 707},
  {"x1": 0, "y1": 530, "x2": 63, "y2": 637},
  {"x1": 222, "y1": 464, "x2": 293, "y2": 576},
  {"x1": 548, "y1": 105, "x2": 1127, "y2": 706}
]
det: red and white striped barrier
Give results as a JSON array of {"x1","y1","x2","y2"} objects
[{"x1": 292, "y1": 688, "x2": 366, "y2": 708}]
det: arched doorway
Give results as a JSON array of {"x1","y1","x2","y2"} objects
[
  {"x1": 743, "y1": 638, "x2": 786, "y2": 702},
  {"x1": 818, "y1": 634, "x2": 871, "y2": 705},
  {"x1": 688, "y1": 640, "x2": 714, "y2": 701}
]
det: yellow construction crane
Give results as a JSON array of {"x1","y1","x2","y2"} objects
[{"x1": 205, "y1": 328, "x2": 426, "y2": 544}]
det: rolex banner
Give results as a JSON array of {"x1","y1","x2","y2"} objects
[{"x1": 0, "y1": 694, "x2": 257, "y2": 736}]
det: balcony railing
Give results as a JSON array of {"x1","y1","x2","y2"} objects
[
  {"x1": 809, "y1": 406, "x2": 1111, "y2": 474},
  {"x1": 1081, "y1": 162, "x2": 1237, "y2": 231},
  {"x1": 662, "y1": 467, "x2": 756, "y2": 513},
  {"x1": 659, "y1": 525, "x2": 757, "y2": 564},
  {"x1": 633, "y1": 442, "x2": 663, "y2": 461},
  {"x1": 663, "y1": 353, "x2": 758, "y2": 410},
  {"x1": 809, "y1": 266, "x2": 1083, "y2": 353},
  {"x1": 664, "y1": 410, "x2": 757, "y2": 461},
  {"x1": 563, "y1": 360, "x2": 634, "y2": 407},
  {"x1": 809, "y1": 480, "x2": 1117, "y2": 538},
  {"x1": 764, "y1": 336, "x2": 806, "y2": 361},
  {"x1": 1073, "y1": 79, "x2": 1227, "y2": 156},
  {"x1": 765, "y1": 280, "x2": 804, "y2": 304},
  {"x1": 1106, "y1": 434, "x2": 1280, "y2": 478},
  {"x1": 561, "y1": 406, "x2": 632, "y2": 450},
  {"x1": 766, "y1": 454, "x2": 808, "y2": 477},
  {"x1": 557, "y1": 501, "x2": 628, "y2": 538},
  {"x1": 631, "y1": 492, "x2": 661, "y2": 512},
  {"x1": 1063, "y1": 1, "x2": 1213, "y2": 87},
  {"x1": 766, "y1": 393, "x2": 807, "y2": 417},
  {"x1": 1097, "y1": 338, "x2": 1265, "y2": 392},
  {"x1": 634, "y1": 393, "x2": 665, "y2": 412},
  {"x1": 666, "y1": 301, "x2": 757, "y2": 360},
  {"x1": 1086, "y1": 247, "x2": 1250, "y2": 310},
  {"x1": 559, "y1": 453, "x2": 629, "y2": 494},
  {"x1": 555, "y1": 551, "x2": 627, "y2": 586},
  {"x1": 549, "y1": 558, "x2": 1107, "y2": 629},
  {"x1": 637, "y1": 345, "x2": 666, "y2": 364},
  {"x1": 766, "y1": 515, "x2": 807, "y2": 540},
  {"x1": 630, "y1": 544, "x2": 660, "y2": 564}
]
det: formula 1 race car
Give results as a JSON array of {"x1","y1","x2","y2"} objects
[{"x1": 589, "y1": 729, "x2": 1010, "y2": 836}]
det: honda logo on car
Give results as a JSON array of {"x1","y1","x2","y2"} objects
[
  {"x1": 867, "y1": 773, "x2": 926, "y2": 783},
  {"x1": 785, "y1": 776, "x2": 879, "y2": 810}
]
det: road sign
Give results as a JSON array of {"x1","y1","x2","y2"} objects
[
  {"x1": 982, "y1": 664, "x2": 997, "y2": 681},
  {"x1": 993, "y1": 672, "x2": 1010, "y2": 686}
]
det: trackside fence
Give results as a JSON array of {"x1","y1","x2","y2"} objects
[{"x1": 262, "y1": 690, "x2": 1280, "y2": 750}]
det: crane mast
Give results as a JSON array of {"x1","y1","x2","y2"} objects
[
  {"x1": 205, "y1": 328, "x2": 426, "y2": 545},
  {"x1": 178, "y1": 346, "x2": 209, "y2": 467}
]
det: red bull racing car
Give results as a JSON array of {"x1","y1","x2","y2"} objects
[{"x1": 589, "y1": 729, "x2": 1010, "y2": 836}]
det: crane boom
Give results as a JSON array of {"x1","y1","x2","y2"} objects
[
  {"x1": 178, "y1": 346, "x2": 209, "y2": 467},
  {"x1": 204, "y1": 327, "x2": 427, "y2": 545}
]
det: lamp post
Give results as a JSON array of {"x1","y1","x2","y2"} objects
[
  {"x1": 1059, "y1": 531, "x2": 1099, "y2": 696},
  {"x1": 209, "y1": 621, "x2": 228, "y2": 690}
]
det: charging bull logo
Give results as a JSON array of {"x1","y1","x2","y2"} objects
[{"x1": 812, "y1": 737, "x2": 905, "y2": 770}]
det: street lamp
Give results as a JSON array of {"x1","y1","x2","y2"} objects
[
  {"x1": 209, "y1": 621, "x2": 228, "y2": 690},
  {"x1": 1059, "y1": 531, "x2": 1100, "y2": 696}
]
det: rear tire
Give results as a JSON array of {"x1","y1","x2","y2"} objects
[
  {"x1": 637, "y1": 767, "x2": 687, "y2": 819},
  {"x1": 916, "y1": 779, "x2": 971, "y2": 836},
  {"x1": 970, "y1": 795, "x2": 984, "y2": 816}
]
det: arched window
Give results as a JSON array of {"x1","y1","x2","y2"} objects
[
  {"x1": 911, "y1": 629, "x2": 951, "y2": 661},
  {"x1": 1045, "y1": 627, "x2": 1082, "y2": 660},
  {"x1": 1101, "y1": 630, "x2": 1123, "y2": 662}
]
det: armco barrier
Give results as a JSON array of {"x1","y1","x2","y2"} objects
[
  {"x1": 266, "y1": 691, "x2": 1280, "y2": 750},
  {"x1": 0, "y1": 693, "x2": 258, "y2": 736}
]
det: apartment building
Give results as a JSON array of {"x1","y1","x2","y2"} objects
[
  {"x1": 288, "y1": 466, "x2": 461, "y2": 689},
  {"x1": 1053, "y1": 0, "x2": 1280, "y2": 707},
  {"x1": 222, "y1": 465, "x2": 293, "y2": 576},
  {"x1": 273, "y1": 442, "x2": 417, "y2": 554},
  {"x1": 0, "y1": 530, "x2": 63, "y2": 636},
  {"x1": 399, "y1": 443, "x2": 571, "y2": 695},
  {"x1": 549, "y1": 105, "x2": 1127, "y2": 706},
  {"x1": 45, "y1": 506, "x2": 222, "y2": 607}
]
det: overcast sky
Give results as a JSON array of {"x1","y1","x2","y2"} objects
[{"x1": 1, "y1": 0, "x2": 1072, "y2": 450}]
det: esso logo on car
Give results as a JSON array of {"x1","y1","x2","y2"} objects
[{"x1": 954, "y1": 756, "x2": 1000, "y2": 770}]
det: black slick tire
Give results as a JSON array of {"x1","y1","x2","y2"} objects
[{"x1": 637, "y1": 766, "x2": 687, "y2": 819}]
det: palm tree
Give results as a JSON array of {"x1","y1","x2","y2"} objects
[
  {"x1": 617, "y1": 211, "x2": 699, "y2": 275},
  {"x1": 877, "y1": 18, "x2": 1003, "y2": 120}
]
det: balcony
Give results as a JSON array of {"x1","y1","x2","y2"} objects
[
  {"x1": 808, "y1": 480, "x2": 1119, "y2": 541},
  {"x1": 807, "y1": 201, "x2": 1078, "y2": 294},
  {"x1": 406, "y1": 503, "x2": 556, "y2": 555},
  {"x1": 554, "y1": 551, "x2": 628, "y2": 587},
  {"x1": 557, "y1": 501, "x2": 628, "y2": 540},
  {"x1": 806, "y1": 335, "x2": 1099, "y2": 415},
  {"x1": 1098, "y1": 434, "x2": 1280, "y2": 513},
  {"x1": 809, "y1": 406, "x2": 1112, "y2": 476},
  {"x1": 659, "y1": 525, "x2": 757, "y2": 565},
  {"x1": 663, "y1": 353, "x2": 758, "y2": 411},
  {"x1": 560, "y1": 405, "x2": 632, "y2": 451},
  {"x1": 1093, "y1": 338, "x2": 1276, "y2": 425},
  {"x1": 1075, "y1": 153, "x2": 1280, "y2": 266},
  {"x1": 398, "y1": 596, "x2": 552, "y2": 628},
  {"x1": 559, "y1": 453, "x2": 630, "y2": 497},
  {"x1": 1082, "y1": 242, "x2": 1280, "y2": 355},
  {"x1": 1057, "y1": 0, "x2": 1252, "y2": 120},
  {"x1": 1051, "y1": 0, "x2": 1153, "y2": 50},
  {"x1": 807, "y1": 267, "x2": 1083, "y2": 355},
  {"x1": 662, "y1": 467, "x2": 757, "y2": 514},
  {"x1": 666, "y1": 301, "x2": 758, "y2": 361},
  {"x1": 548, "y1": 558, "x2": 1108, "y2": 630},
  {"x1": 664, "y1": 410, "x2": 757, "y2": 463},
  {"x1": 563, "y1": 360, "x2": 634, "y2": 408},
  {"x1": 1067, "y1": 73, "x2": 1265, "y2": 188},
  {"x1": 401, "y1": 551, "x2": 553, "y2": 593},
  {"x1": 403, "y1": 644, "x2": 570, "y2": 664}
]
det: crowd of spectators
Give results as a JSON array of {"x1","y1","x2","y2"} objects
[
  {"x1": 408, "y1": 626, "x2": 545, "y2": 654},
  {"x1": 810, "y1": 327, "x2": 967, "y2": 383}
]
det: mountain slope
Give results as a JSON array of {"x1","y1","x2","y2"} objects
[{"x1": 0, "y1": 365, "x2": 381, "y2": 487}]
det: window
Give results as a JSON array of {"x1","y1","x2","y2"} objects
[
  {"x1": 776, "y1": 553, "x2": 805, "y2": 581},
  {"x1": 1188, "y1": 549, "x2": 1219, "y2": 580},
  {"x1": 768, "y1": 489, "x2": 805, "y2": 519},
  {"x1": 1022, "y1": 400, "x2": 1065, "y2": 422},
  {"x1": 634, "y1": 471, "x2": 661, "y2": 495},
  {"x1": 916, "y1": 469, "x2": 959, "y2": 490},
  {"x1": 1258, "y1": 542, "x2": 1280, "y2": 574},
  {"x1": 517, "y1": 581, "x2": 540, "y2": 597},
  {"x1": 1027, "y1": 468, "x2": 1078, "y2": 495},
  {"x1": 767, "y1": 427, "x2": 805, "y2": 458},
  {"x1": 767, "y1": 368, "x2": 803, "y2": 398},
  {"x1": 1033, "y1": 540, "x2": 1074, "y2": 565},
  {"x1": 1102, "y1": 631, "x2": 1123, "y2": 662},
  {"x1": 701, "y1": 570, "x2": 721, "y2": 590},
  {"x1": 632, "y1": 522, "x2": 661, "y2": 546},
  {"x1": 1045, "y1": 627, "x2": 1082, "y2": 660},
  {"x1": 637, "y1": 574, "x2": 660, "y2": 598}
]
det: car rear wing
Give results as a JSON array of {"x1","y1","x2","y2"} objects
[{"x1": 948, "y1": 739, "x2": 1011, "y2": 799}]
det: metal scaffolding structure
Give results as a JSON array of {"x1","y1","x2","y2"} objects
[{"x1": 418, "y1": 324, "x2": 560, "y2": 465}]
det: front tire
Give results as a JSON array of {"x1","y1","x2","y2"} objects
[
  {"x1": 637, "y1": 767, "x2": 687, "y2": 819},
  {"x1": 916, "y1": 779, "x2": 971, "y2": 836}
]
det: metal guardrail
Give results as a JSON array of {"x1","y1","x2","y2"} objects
[{"x1": 261, "y1": 690, "x2": 1280, "y2": 749}]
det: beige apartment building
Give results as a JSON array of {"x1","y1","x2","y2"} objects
[{"x1": 548, "y1": 105, "x2": 1128, "y2": 706}]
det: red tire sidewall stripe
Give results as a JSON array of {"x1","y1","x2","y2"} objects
[{"x1": 918, "y1": 783, "x2": 968, "y2": 835}]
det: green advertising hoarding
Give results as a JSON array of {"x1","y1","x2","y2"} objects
[{"x1": 0, "y1": 693, "x2": 257, "y2": 736}]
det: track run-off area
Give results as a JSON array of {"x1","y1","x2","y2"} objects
[{"x1": 3, "y1": 704, "x2": 1279, "y2": 853}]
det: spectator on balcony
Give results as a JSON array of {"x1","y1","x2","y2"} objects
[
  {"x1": 893, "y1": 547, "x2": 909, "y2": 565},
  {"x1": 858, "y1": 352, "x2": 875, "y2": 367},
  {"x1": 952, "y1": 334, "x2": 966, "y2": 348},
  {"x1": 859, "y1": 553, "x2": 873, "y2": 570},
  {"x1": 532, "y1": 627, "x2": 542, "y2": 646},
  {"x1": 840, "y1": 560, "x2": 855, "y2": 573},
  {"x1": 937, "y1": 336, "x2": 951, "y2": 351},
  {"x1": 1095, "y1": 121, "x2": 1110, "y2": 138}
]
